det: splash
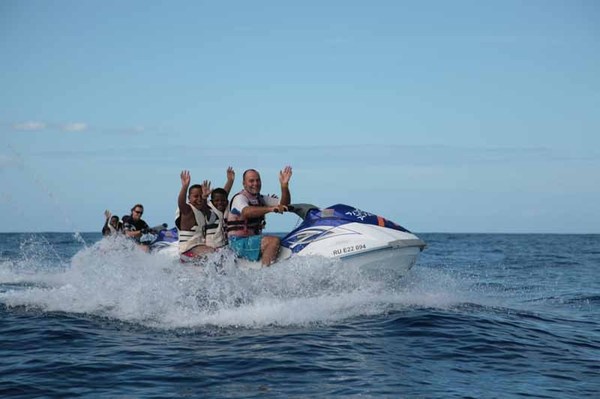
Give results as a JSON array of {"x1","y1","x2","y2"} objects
[{"x1": 0, "y1": 236, "x2": 470, "y2": 329}]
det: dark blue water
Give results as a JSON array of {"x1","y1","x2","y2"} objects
[{"x1": 1, "y1": 233, "x2": 599, "y2": 398}]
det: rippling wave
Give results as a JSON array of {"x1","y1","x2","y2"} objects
[{"x1": 1, "y1": 233, "x2": 599, "y2": 398}]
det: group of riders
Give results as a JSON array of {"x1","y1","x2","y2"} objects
[{"x1": 102, "y1": 166, "x2": 293, "y2": 266}]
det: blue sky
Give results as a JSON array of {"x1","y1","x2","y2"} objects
[{"x1": 1, "y1": 0, "x2": 599, "y2": 233}]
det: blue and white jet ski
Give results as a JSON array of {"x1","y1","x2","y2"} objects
[{"x1": 152, "y1": 204, "x2": 426, "y2": 274}]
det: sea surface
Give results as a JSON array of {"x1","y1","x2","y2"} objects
[{"x1": 0, "y1": 232, "x2": 598, "y2": 398}]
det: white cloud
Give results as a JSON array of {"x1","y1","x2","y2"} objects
[
  {"x1": 11, "y1": 121, "x2": 89, "y2": 132},
  {"x1": 61, "y1": 122, "x2": 88, "y2": 132},
  {"x1": 12, "y1": 121, "x2": 46, "y2": 131}
]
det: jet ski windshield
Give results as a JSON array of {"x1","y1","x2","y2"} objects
[{"x1": 290, "y1": 204, "x2": 411, "y2": 233}]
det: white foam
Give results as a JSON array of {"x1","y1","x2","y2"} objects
[{"x1": 0, "y1": 236, "x2": 469, "y2": 329}]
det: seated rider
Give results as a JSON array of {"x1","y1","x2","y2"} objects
[
  {"x1": 102, "y1": 210, "x2": 122, "y2": 236},
  {"x1": 227, "y1": 166, "x2": 292, "y2": 266},
  {"x1": 122, "y1": 204, "x2": 151, "y2": 251},
  {"x1": 175, "y1": 168, "x2": 235, "y2": 261},
  {"x1": 205, "y1": 187, "x2": 232, "y2": 249}
]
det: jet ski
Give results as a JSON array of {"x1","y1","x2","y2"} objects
[
  {"x1": 146, "y1": 225, "x2": 178, "y2": 250},
  {"x1": 151, "y1": 204, "x2": 426, "y2": 274}
]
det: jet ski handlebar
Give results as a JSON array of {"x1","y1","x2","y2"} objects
[{"x1": 285, "y1": 203, "x2": 319, "y2": 220}]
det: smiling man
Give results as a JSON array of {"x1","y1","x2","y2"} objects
[{"x1": 227, "y1": 166, "x2": 292, "y2": 266}]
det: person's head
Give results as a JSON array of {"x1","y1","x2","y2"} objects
[
  {"x1": 187, "y1": 184, "x2": 204, "y2": 208},
  {"x1": 109, "y1": 215, "x2": 119, "y2": 228},
  {"x1": 210, "y1": 188, "x2": 229, "y2": 212},
  {"x1": 131, "y1": 204, "x2": 144, "y2": 221},
  {"x1": 242, "y1": 169, "x2": 261, "y2": 195}
]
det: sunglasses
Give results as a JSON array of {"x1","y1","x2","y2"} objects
[{"x1": 133, "y1": 210, "x2": 143, "y2": 215}]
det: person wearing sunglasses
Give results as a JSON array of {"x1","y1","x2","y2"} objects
[{"x1": 122, "y1": 204, "x2": 150, "y2": 250}]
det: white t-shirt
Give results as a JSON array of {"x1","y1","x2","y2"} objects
[{"x1": 230, "y1": 193, "x2": 280, "y2": 216}]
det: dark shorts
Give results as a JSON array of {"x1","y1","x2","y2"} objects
[{"x1": 229, "y1": 235, "x2": 262, "y2": 262}]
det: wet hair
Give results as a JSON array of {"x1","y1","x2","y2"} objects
[
  {"x1": 188, "y1": 184, "x2": 203, "y2": 195},
  {"x1": 242, "y1": 169, "x2": 259, "y2": 181},
  {"x1": 131, "y1": 204, "x2": 144, "y2": 212},
  {"x1": 110, "y1": 215, "x2": 119, "y2": 222},
  {"x1": 211, "y1": 187, "x2": 228, "y2": 198}
]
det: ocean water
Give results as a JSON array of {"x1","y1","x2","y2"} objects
[{"x1": 0, "y1": 232, "x2": 598, "y2": 398}]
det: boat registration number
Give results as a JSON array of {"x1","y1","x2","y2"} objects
[{"x1": 332, "y1": 244, "x2": 366, "y2": 256}]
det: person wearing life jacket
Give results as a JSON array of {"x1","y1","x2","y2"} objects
[
  {"x1": 176, "y1": 171, "x2": 214, "y2": 260},
  {"x1": 227, "y1": 166, "x2": 292, "y2": 266},
  {"x1": 176, "y1": 168, "x2": 235, "y2": 261},
  {"x1": 200, "y1": 167, "x2": 235, "y2": 249},
  {"x1": 204, "y1": 187, "x2": 230, "y2": 249}
]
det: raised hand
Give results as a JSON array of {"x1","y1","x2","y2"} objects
[
  {"x1": 279, "y1": 165, "x2": 292, "y2": 186},
  {"x1": 180, "y1": 170, "x2": 191, "y2": 188},
  {"x1": 104, "y1": 209, "x2": 112, "y2": 220},
  {"x1": 201, "y1": 180, "x2": 212, "y2": 199},
  {"x1": 227, "y1": 166, "x2": 235, "y2": 183}
]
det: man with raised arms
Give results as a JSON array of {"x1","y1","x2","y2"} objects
[{"x1": 227, "y1": 166, "x2": 292, "y2": 266}]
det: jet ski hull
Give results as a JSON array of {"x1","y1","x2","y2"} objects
[
  {"x1": 233, "y1": 244, "x2": 422, "y2": 273},
  {"x1": 151, "y1": 203, "x2": 426, "y2": 276}
]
